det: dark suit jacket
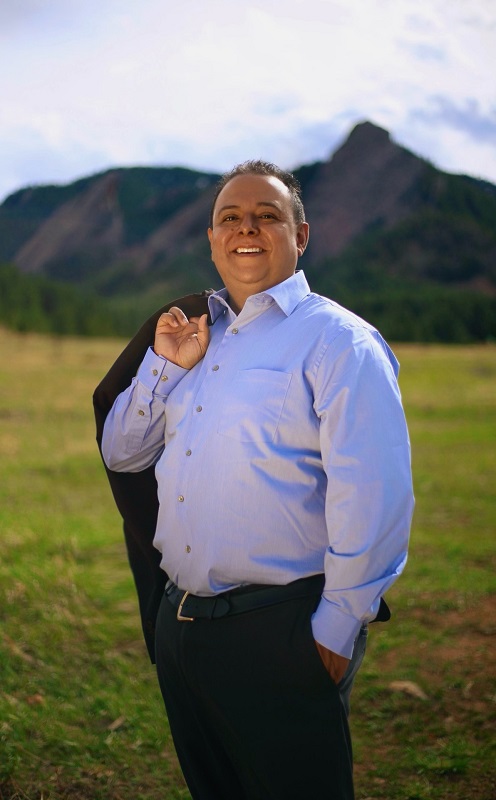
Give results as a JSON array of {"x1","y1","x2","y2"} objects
[{"x1": 93, "y1": 290, "x2": 213, "y2": 662}]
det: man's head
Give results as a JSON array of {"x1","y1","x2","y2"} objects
[
  {"x1": 209, "y1": 160, "x2": 306, "y2": 228},
  {"x1": 207, "y1": 162, "x2": 309, "y2": 313}
]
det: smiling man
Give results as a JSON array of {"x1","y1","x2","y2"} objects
[
  {"x1": 206, "y1": 170, "x2": 308, "y2": 313},
  {"x1": 101, "y1": 161, "x2": 414, "y2": 800}
]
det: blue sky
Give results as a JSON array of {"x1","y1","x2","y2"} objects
[{"x1": 0, "y1": 0, "x2": 494, "y2": 202}]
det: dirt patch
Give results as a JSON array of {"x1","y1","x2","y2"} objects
[{"x1": 353, "y1": 593, "x2": 496, "y2": 800}]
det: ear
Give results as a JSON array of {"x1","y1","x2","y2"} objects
[
  {"x1": 296, "y1": 222, "x2": 310, "y2": 257},
  {"x1": 207, "y1": 228, "x2": 214, "y2": 261}
]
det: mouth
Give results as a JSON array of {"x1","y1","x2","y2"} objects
[{"x1": 234, "y1": 247, "x2": 264, "y2": 254}]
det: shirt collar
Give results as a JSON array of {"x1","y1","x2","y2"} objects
[
  {"x1": 262, "y1": 271, "x2": 311, "y2": 316},
  {"x1": 208, "y1": 271, "x2": 311, "y2": 322}
]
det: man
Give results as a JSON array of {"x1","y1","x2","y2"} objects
[{"x1": 101, "y1": 161, "x2": 414, "y2": 799}]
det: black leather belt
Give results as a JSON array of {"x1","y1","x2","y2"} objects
[{"x1": 165, "y1": 574, "x2": 325, "y2": 622}]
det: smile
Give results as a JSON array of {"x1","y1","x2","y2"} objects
[{"x1": 235, "y1": 247, "x2": 263, "y2": 254}]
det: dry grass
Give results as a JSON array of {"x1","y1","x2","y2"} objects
[{"x1": 0, "y1": 329, "x2": 494, "y2": 799}]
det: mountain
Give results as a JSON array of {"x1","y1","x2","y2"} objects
[
  {"x1": 301, "y1": 121, "x2": 427, "y2": 262},
  {"x1": 1, "y1": 120, "x2": 496, "y2": 341},
  {"x1": 0, "y1": 166, "x2": 221, "y2": 297},
  {"x1": 299, "y1": 122, "x2": 496, "y2": 293}
]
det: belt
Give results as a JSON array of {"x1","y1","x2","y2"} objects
[{"x1": 165, "y1": 574, "x2": 325, "y2": 622}]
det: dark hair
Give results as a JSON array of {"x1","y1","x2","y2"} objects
[{"x1": 209, "y1": 160, "x2": 305, "y2": 227}]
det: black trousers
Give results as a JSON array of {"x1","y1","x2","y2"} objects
[{"x1": 155, "y1": 587, "x2": 359, "y2": 800}]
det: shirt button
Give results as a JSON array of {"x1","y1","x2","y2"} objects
[
  {"x1": 212, "y1": 365, "x2": 219, "y2": 371},
  {"x1": 185, "y1": 545, "x2": 191, "y2": 553},
  {"x1": 185, "y1": 449, "x2": 192, "y2": 456},
  {"x1": 161, "y1": 375, "x2": 168, "y2": 382},
  {"x1": 196, "y1": 405, "x2": 202, "y2": 412},
  {"x1": 178, "y1": 495, "x2": 184, "y2": 502},
  {"x1": 138, "y1": 410, "x2": 145, "y2": 416},
  {"x1": 232, "y1": 328, "x2": 239, "y2": 335},
  {"x1": 152, "y1": 369, "x2": 158, "y2": 376}
]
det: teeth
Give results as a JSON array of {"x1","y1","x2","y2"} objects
[{"x1": 236, "y1": 247, "x2": 262, "y2": 253}]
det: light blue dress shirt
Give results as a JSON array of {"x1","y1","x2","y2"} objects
[{"x1": 102, "y1": 271, "x2": 414, "y2": 658}]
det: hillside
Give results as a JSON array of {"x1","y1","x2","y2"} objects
[{"x1": 1, "y1": 120, "x2": 496, "y2": 341}]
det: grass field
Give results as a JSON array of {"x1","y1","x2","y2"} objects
[{"x1": 0, "y1": 328, "x2": 495, "y2": 800}]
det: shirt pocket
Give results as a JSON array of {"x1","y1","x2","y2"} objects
[{"x1": 217, "y1": 369, "x2": 292, "y2": 443}]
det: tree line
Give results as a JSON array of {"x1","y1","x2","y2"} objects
[
  {"x1": 1, "y1": 262, "x2": 495, "y2": 343},
  {"x1": 0, "y1": 264, "x2": 128, "y2": 337}
]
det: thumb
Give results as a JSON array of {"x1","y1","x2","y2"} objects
[
  {"x1": 195, "y1": 313, "x2": 209, "y2": 356},
  {"x1": 198, "y1": 313, "x2": 209, "y2": 337}
]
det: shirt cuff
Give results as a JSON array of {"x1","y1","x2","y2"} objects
[
  {"x1": 311, "y1": 597, "x2": 362, "y2": 659},
  {"x1": 136, "y1": 347, "x2": 189, "y2": 396}
]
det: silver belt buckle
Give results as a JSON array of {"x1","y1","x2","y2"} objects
[{"x1": 177, "y1": 591, "x2": 194, "y2": 622}]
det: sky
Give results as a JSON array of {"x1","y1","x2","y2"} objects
[{"x1": 0, "y1": 0, "x2": 495, "y2": 203}]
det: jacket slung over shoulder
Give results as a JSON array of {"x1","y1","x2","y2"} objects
[{"x1": 93, "y1": 290, "x2": 214, "y2": 662}]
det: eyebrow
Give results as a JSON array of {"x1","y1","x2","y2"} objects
[{"x1": 216, "y1": 201, "x2": 282, "y2": 216}]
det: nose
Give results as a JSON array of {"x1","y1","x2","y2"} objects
[{"x1": 238, "y1": 214, "x2": 259, "y2": 235}]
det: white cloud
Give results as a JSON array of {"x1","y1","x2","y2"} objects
[{"x1": 0, "y1": 0, "x2": 495, "y2": 201}]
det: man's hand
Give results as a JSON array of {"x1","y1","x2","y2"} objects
[
  {"x1": 154, "y1": 307, "x2": 209, "y2": 369},
  {"x1": 315, "y1": 641, "x2": 350, "y2": 685}
]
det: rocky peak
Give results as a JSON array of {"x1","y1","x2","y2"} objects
[{"x1": 303, "y1": 120, "x2": 425, "y2": 262}]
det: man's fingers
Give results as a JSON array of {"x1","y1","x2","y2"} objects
[
  {"x1": 156, "y1": 313, "x2": 177, "y2": 330},
  {"x1": 164, "y1": 307, "x2": 188, "y2": 327},
  {"x1": 157, "y1": 307, "x2": 189, "y2": 331},
  {"x1": 154, "y1": 309, "x2": 208, "y2": 368},
  {"x1": 169, "y1": 307, "x2": 189, "y2": 324},
  {"x1": 197, "y1": 314, "x2": 210, "y2": 350},
  {"x1": 314, "y1": 641, "x2": 350, "y2": 685}
]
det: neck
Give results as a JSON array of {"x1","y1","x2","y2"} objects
[
  {"x1": 224, "y1": 288, "x2": 247, "y2": 316},
  {"x1": 227, "y1": 297, "x2": 242, "y2": 315}
]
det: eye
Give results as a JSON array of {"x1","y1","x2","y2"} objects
[
  {"x1": 260, "y1": 212, "x2": 276, "y2": 219},
  {"x1": 222, "y1": 214, "x2": 238, "y2": 222}
]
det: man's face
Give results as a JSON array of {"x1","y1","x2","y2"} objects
[{"x1": 207, "y1": 174, "x2": 309, "y2": 312}]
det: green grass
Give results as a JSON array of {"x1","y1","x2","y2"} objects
[{"x1": 0, "y1": 331, "x2": 495, "y2": 799}]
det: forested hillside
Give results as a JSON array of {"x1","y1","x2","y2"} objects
[{"x1": 1, "y1": 121, "x2": 495, "y2": 342}]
